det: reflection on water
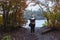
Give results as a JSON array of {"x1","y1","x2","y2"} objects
[{"x1": 23, "y1": 20, "x2": 47, "y2": 28}]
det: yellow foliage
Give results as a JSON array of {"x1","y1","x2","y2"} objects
[{"x1": 0, "y1": 15, "x2": 3, "y2": 25}]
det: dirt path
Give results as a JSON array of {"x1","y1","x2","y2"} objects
[{"x1": 0, "y1": 27, "x2": 60, "y2": 40}]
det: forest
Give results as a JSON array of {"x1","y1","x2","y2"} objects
[{"x1": 0, "y1": 0, "x2": 60, "y2": 40}]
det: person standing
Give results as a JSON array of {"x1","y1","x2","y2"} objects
[{"x1": 29, "y1": 15, "x2": 35, "y2": 33}]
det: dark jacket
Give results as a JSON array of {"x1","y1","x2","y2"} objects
[{"x1": 29, "y1": 17, "x2": 35, "y2": 27}]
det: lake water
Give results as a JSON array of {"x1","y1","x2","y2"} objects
[{"x1": 23, "y1": 20, "x2": 47, "y2": 28}]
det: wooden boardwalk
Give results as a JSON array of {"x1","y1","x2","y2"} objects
[{"x1": 0, "y1": 27, "x2": 60, "y2": 40}]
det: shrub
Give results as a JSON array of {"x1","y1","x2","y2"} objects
[
  {"x1": 42, "y1": 21, "x2": 48, "y2": 27},
  {"x1": 2, "y1": 35, "x2": 12, "y2": 40}
]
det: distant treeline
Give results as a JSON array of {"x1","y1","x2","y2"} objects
[{"x1": 24, "y1": 10, "x2": 46, "y2": 20}]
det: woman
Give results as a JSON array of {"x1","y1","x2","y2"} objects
[{"x1": 29, "y1": 15, "x2": 35, "y2": 33}]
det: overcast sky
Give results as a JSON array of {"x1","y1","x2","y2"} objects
[{"x1": 26, "y1": 0, "x2": 55, "y2": 11}]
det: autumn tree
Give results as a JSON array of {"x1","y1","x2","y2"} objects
[
  {"x1": 0, "y1": 0, "x2": 27, "y2": 28},
  {"x1": 29, "y1": 0, "x2": 60, "y2": 28},
  {"x1": 9, "y1": 0, "x2": 27, "y2": 27}
]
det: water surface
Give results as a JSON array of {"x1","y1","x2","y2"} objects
[{"x1": 23, "y1": 20, "x2": 47, "y2": 28}]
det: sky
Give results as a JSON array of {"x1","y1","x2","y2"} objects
[
  {"x1": 26, "y1": 3, "x2": 40, "y2": 11},
  {"x1": 26, "y1": 0, "x2": 42, "y2": 11},
  {"x1": 26, "y1": 0, "x2": 55, "y2": 11}
]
